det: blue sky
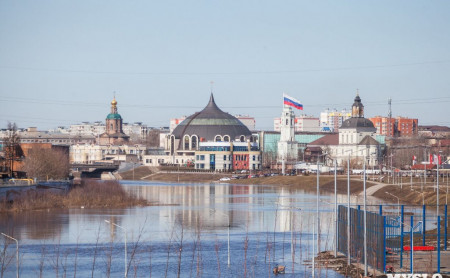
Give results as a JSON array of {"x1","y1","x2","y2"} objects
[{"x1": 1, "y1": 1, "x2": 449, "y2": 130}]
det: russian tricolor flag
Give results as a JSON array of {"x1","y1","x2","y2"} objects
[{"x1": 283, "y1": 93, "x2": 303, "y2": 110}]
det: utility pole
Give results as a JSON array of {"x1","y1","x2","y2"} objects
[{"x1": 388, "y1": 98, "x2": 392, "y2": 137}]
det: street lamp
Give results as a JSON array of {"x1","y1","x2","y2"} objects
[
  {"x1": 105, "y1": 220, "x2": 128, "y2": 278},
  {"x1": 361, "y1": 151, "x2": 376, "y2": 277},
  {"x1": 316, "y1": 152, "x2": 327, "y2": 254},
  {"x1": 210, "y1": 209, "x2": 230, "y2": 267},
  {"x1": 437, "y1": 151, "x2": 442, "y2": 217},
  {"x1": 363, "y1": 153, "x2": 368, "y2": 277},
  {"x1": 385, "y1": 191, "x2": 400, "y2": 215},
  {"x1": 398, "y1": 219, "x2": 422, "y2": 274},
  {"x1": 411, "y1": 188, "x2": 425, "y2": 206},
  {"x1": 1, "y1": 233, "x2": 18, "y2": 278},
  {"x1": 333, "y1": 158, "x2": 337, "y2": 258},
  {"x1": 344, "y1": 149, "x2": 353, "y2": 266}
]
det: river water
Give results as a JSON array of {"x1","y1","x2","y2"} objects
[{"x1": 1, "y1": 181, "x2": 379, "y2": 277}]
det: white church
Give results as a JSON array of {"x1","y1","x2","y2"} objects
[
  {"x1": 308, "y1": 93, "x2": 382, "y2": 167},
  {"x1": 277, "y1": 94, "x2": 301, "y2": 173}
]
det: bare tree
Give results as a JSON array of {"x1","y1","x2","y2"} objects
[
  {"x1": 22, "y1": 147, "x2": 70, "y2": 180},
  {"x1": 3, "y1": 122, "x2": 21, "y2": 178},
  {"x1": 145, "y1": 129, "x2": 161, "y2": 147}
]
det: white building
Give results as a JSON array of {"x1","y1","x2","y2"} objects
[
  {"x1": 170, "y1": 117, "x2": 187, "y2": 132},
  {"x1": 194, "y1": 141, "x2": 261, "y2": 171},
  {"x1": 70, "y1": 144, "x2": 146, "y2": 164},
  {"x1": 308, "y1": 93, "x2": 381, "y2": 167},
  {"x1": 235, "y1": 115, "x2": 256, "y2": 131},
  {"x1": 277, "y1": 105, "x2": 298, "y2": 163},
  {"x1": 320, "y1": 108, "x2": 351, "y2": 132},
  {"x1": 274, "y1": 115, "x2": 320, "y2": 132}
]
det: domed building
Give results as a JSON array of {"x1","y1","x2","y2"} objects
[
  {"x1": 142, "y1": 94, "x2": 261, "y2": 171},
  {"x1": 167, "y1": 94, "x2": 257, "y2": 156},
  {"x1": 307, "y1": 92, "x2": 382, "y2": 167},
  {"x1": 99, "y1": 97, "x2": 130, "y2": 145},
  {"x1": 339, "y1": 92, "x2": 377, "y2": 145}
]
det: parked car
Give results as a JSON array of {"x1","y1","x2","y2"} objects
[{"x1": 219, "y1": 177, "x2": 231, "y2": 181}]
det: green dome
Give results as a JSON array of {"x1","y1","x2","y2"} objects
[{"x1": 106, "y1": 113, "x2": 122, "y2": 120}]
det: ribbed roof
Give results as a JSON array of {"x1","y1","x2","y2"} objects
[
  {"x1": 106, "y1": 113, "x2": 122, "y2": 120},
  {"x1": 171, "y1": 94, "x2": 251, "y2": 140},
  {"x1": 358, "y1": 135, "x2": 379, "y2": 145},
  {"x1": 340, "y1": 117, "x2": 376, "y2": 131}
]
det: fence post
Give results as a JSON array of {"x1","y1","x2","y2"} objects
[
  {"x1": 410, "y1": 215, "x2": 413, "y2": 273},
  {"x1": 383, "y1": 216, "x2": 386, "y2": 273},
  {"x1": 400, "y1": 205, "x2": 404, "y2": 269},
  {"x1": 445, "y1": 205, "x2": 448, "y2": 251},
  {"x1": 437, "y1": 215, "x2": 441, "y2": 273},
  {"x1": 422, "y1": 205, "x2": 426, "y2": 246},
  {"x1": 379, "y1": 205, "x2": 382, "y2": 215}
]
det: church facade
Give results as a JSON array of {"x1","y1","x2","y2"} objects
[
  {"x1": 308, "y1": 93, "x2": 382, "y2": 167},
  {"x1": 99, "y1": 97, "x2": 130, "y2": 145}
]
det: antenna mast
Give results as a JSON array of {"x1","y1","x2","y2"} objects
[{"x1": 388, "y1": 98, "x2": 392, "y2": 137}]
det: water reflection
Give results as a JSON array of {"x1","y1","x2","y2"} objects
[{"x1": 1, "y1": 181, "x2": 381, "y2": 277}]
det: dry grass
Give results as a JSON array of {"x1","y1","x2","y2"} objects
[
  {"x1": 373, "y1": 184, "x2": 450, "y2": 206},
  {"x1": 0, "y1": 180, "x2": 148, "y2": 212},
  {"x1": 228, "y1": 175, "x2": 374, "y2": 194}
]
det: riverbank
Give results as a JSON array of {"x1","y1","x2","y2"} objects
[
  {"x1": 0, "y1": 180, "x2": 149, "y2": 212},
  {"x1": 119, "y1": 166, "x2": 449, "y2": 207}
]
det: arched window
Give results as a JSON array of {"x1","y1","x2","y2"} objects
[
  {"x1": 170, "y1": 136, "x2": 175, "y2": 155},
  {"x1": 223, "y1": 135, "x2": 230, "y2": 142},
  {"x1": 191, "y1": 135, "x2": 198, "y2": 149},
  {"x1": 184, "y1": 135, "x2": 190, "y2": 150},
  {"x1": 215, "y1": 135, "x2": 222, "y2": 142},
  {"x1": 240, "y1": 135, "x2": 245, "y2": 142}
]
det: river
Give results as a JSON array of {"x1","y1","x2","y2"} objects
[{"x1": 0, "y1": 180, "x2": 379, "y2": 277}]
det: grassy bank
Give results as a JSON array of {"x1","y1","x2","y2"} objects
[
  {"x1": 226, "y1": 175, "x2": 373, "y2": 194},
  {"x1": 0, "y1": 180, "x2": 149, "y2": 212},
  {"x1": 373, "y1": 183, "x2": 449, "y2": 206}
]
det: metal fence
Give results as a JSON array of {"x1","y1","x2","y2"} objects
[
  {"x1": 337, "y1": 205, "x2": 385, "y2": 272},
  {"x1": 338, "y1": 204, "x2": 449, "y2": 274}
]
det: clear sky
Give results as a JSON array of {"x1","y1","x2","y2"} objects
[{"x1": 1, "y1": 1, "x2": 450, "y2": 131}]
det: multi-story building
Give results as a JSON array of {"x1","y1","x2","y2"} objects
[
  {"x1": 369, "y1": 116, "x2": 418, "y2": 137},
  {"x1": 70, "y1": 144, "x2": 146, "y2": 164},
  {"x1": 319, "y1": 108, "x2": 351, "y2": 132},
  {"x1": 235, "y1": 115, "x2": 256, "y2": 131},
  {"x1": 194, "y1": 141, "x2": 261, "y2": 171},
  {"x1": 369, "y1": 116, "x2": 396, "y2": 137},
  {"x1": 274, "y1": 115, "x2": 320, "y2": 132},
  {"x1": 169, "y1": 117, "x2": 187, "y2": 132},
  {"x1": 396, "y1": 117, "x2": 418, "y2": 136}
]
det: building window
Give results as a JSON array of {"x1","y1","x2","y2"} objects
[
  {"x1": 184, "y1": 135, "x2": 190, "y2": 150},
  {"x1": 215, "y1": 135, "x2": 222, "y2": 142},
  {"x1": 240, "y1": 135, "x2": 245, "y2": 142},
  {"x1": 192, "y1": 135, "x2": 198, "y2": 149},
  {"x1": 252, "y1": 155, "x2": 256, "y2": 161},
  {"x1": 224, "y1": 155, "x2": 226, "y2": 161},
  {"x1": 223, "y1": 135, "x2": 230, "y2": 142}
]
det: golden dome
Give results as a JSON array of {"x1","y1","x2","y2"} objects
[{"x1": 111, "y1": 97, "x2": 117, "y2": 106}]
